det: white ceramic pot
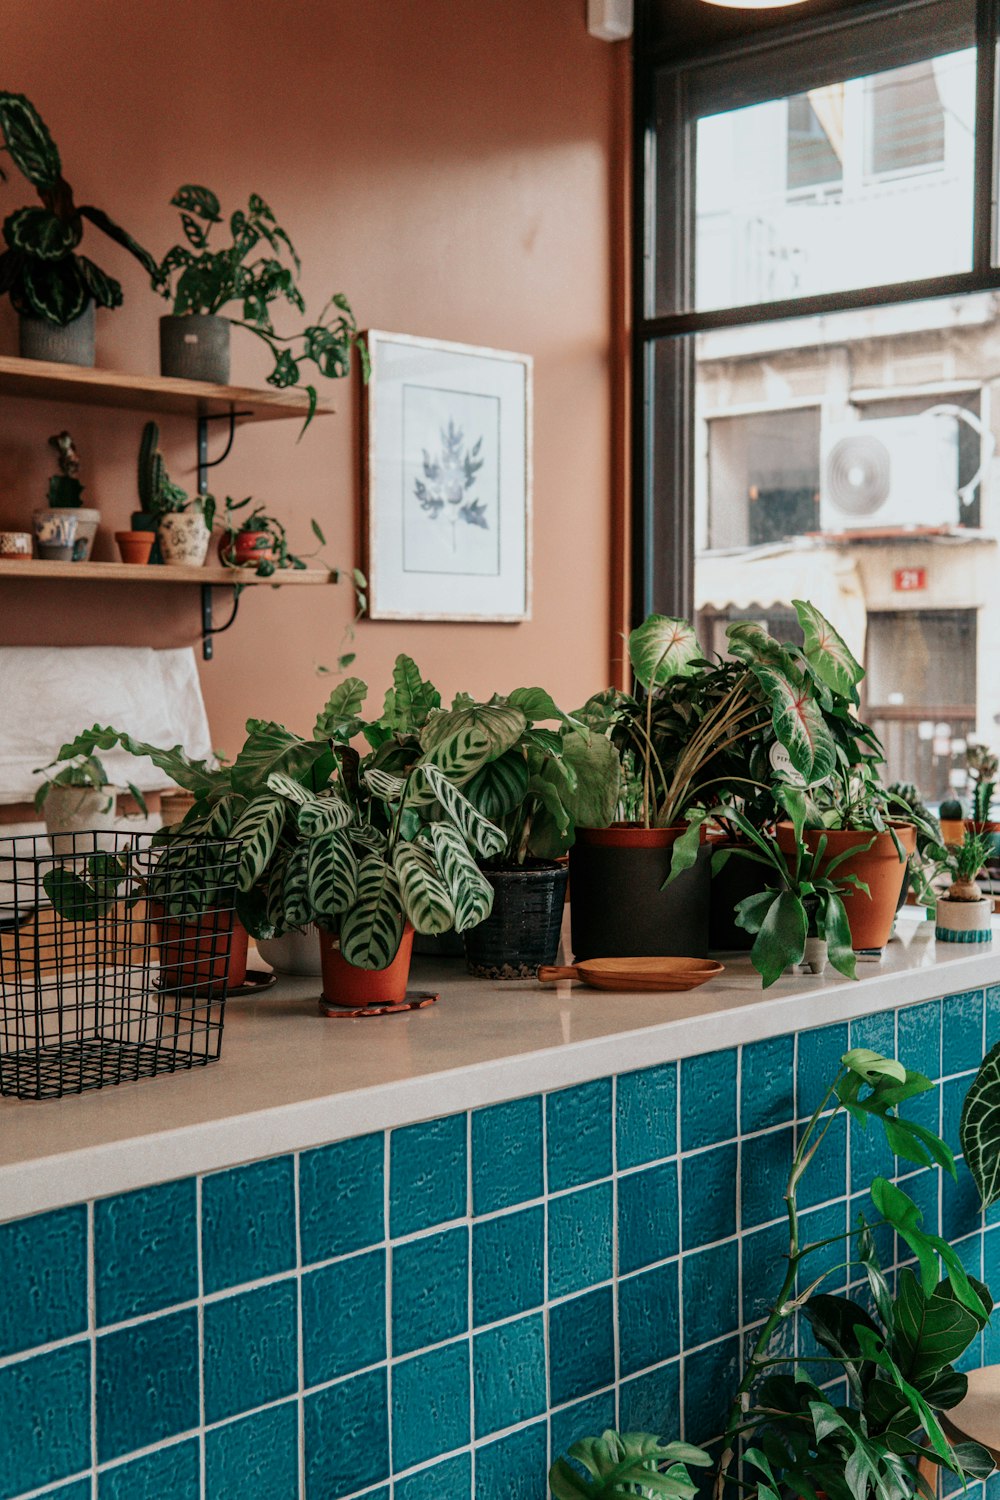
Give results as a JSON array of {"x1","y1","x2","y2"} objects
[
  {"x1": 158, "y1": 509, "x2": 211, "y2": 567},
  {"x1": 257, "y1": 926, "x2": 324, "y2": 977},
  {"x1": 793, "y1": 937, "x2": 828, "y2": 976},
  {"x1": 935, "y1": 896, "x2": 993, "y2": 944},
  {"x1": 42, "y1": 783, "x2": 118, "y2": 857}
]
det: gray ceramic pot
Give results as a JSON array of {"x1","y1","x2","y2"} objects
[
  {"x1": 159, "y1": 314, "x2": 231, "y2": 384},
  {"x1": 19, "y1": 303, "x2": 96, "y2": 366}
]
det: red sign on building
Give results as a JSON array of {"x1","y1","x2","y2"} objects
[{"x1": 893, "y1": 567, "x2": 927, "y2": 592}]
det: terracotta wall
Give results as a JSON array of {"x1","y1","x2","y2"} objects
[{"x1": 1, "y1": 0, "x2": 627, "y2": 755}]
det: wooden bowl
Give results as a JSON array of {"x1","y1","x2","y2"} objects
[{"x1": 537, "y1": 956, "x2": 724, "y2": 992}]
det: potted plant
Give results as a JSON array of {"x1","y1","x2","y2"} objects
[
  {"x1": 930, "y1": 827, "x2": 994, "y2": 944},
  {"x1": 34, "y1": 752, "x2": 147, "y2": 857},
  {"x1": 135, "y1": 421, "x2": 215, "y2": 566},
  {"x1": 0, "y1": 93, "x2": 155, "y2": 364},
  {"x1": 965, "y1": 741, "x2": 999, "y2": 836},
  {"x1": 150, "y1": 185, "x2": 366, "y2": 421},
  {"x1": 216, "y1": 494, "x2": 331, "y2": 577},
  {"x1": 32, "y1": 430, "x2": 101, "y2": 562},
  {"x1": 552, "y1": 1048, "x2": 995, "y2": 1500}
]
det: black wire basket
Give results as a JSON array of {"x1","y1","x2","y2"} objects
[{"x1": 0, "y1": 831, "x2": 241, "y2": 1101}]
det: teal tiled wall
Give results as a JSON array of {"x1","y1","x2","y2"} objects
[{"x1": 2, "y1": 985, "x2": 1000, "y2": 1499}]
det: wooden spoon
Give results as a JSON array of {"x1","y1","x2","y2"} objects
[{"x1": 537, "y1": 956, "x2": 724, "y2": 992}]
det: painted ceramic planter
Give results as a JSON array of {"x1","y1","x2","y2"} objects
[
  {"x1": 318, "y1": 924, "x2": 415, "y2": 1010},
  {"x1": 935, "y1": 896, "x2": 993, "y2": 944},
  {"x1": 33, "y1": 508, "x2": 78, "y2": 561},
  {"x1": 158, "y1": 510, "x2": 211, "y2": 566},
  {"x1": 33, "y1": 507, "x2": 100, "y2": 562}
]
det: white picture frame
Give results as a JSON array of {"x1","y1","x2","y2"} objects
[{"x1": 362, "y1": 331, "x2": 532, "y2": 621}]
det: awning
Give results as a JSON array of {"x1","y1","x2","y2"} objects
[{"x1": 695, "y1": 544, "x2": 867, "y2": 663}]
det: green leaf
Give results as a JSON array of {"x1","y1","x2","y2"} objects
[
  {"x1": 76, "y1": 255, "x2": 122, "y2": 309},
  {"x1": 506, "y1": 686, "x2": 570, "y2": 724},
  {"x1": 282, "y1": 843, "x2": 311, "y2": 928},
  {"x1": 816, "y1": 889, "x2": 857, "y2": 980},
  {"x1": 307, "y1": 830, "x2": 358, "y2": 920},
  {"x1": 0, "y1": 92, "x2": 61, "y2": 189},
  {"x1": 338, "y1": 854, "x2": 404, "y2": 968},
  {"x1": 842, "y1": 1050, "x2": 907, "y2": 1085},
  {"x1": 43, "y1": 867, "x2": 113, "y2": 922},
  {"x1": 50, "y1": 725, "x2": 221, "y2": 797},
  {"x1": 230, "y1": 795, "x2": 286, "y2": 893},
  {"x1": 413, "y1": 725, "x2": 494, "y2": 796},
  {"x1": 231, "y1": 720, "x2": 327, "y2": 795},
  {"x1": 554, "y1": 730, "x2": 621, "y2": 832},
  {"x1": 365, "y1": 767, "x2": 407, "y2": 802},
  {"x1": 297, "y1": 795, "x2": 354, "y2": 837},
  {"x1": 663, "y1": 810, "x2": 706, "y2": 888},
  {"x1": 426, "y1": 824, "x2": 494, "y2": 932},
  {"x1": 393, "y1": 842, "x2": 456, "y2": 935},
  {"x1": 751, "y1": 663, "x2": 836, "y2": 783},
  {"x1": 5, "y1": 207, "x2": 78, "y2": 260},
  {"x1": 961, "y1": 1039, "x2": 1000, "y2": 1209},
  {"x1": 891, "y1": 1270, "x2": 981, "y2": 1387},
  {"x1": 382, "y1": 655, "x2": 441, "y2": 732},
  {"x1": 628, "y1": 615, "x2": 701, "y2": 691},
  {"x1": 463, "y1": 750, "x2": 530, "y2": 822},
  {"x1": 23, "y1": 255, "x2": 87, "y2": 325},
  {"x1": 749, "y1": 888, "x2": 807, "y2": 988},
  {"x1": 420, "y1": 765, "x2": 506, "y2": 858},
  {"x1": 794, "y1": 599, "x2": 864, "y2": 699},
  {"x1": 421, "y1": 702, "x2": 526, "y2": 761},
  {"x1": 314, "y1": 676, "x2": 367, "y2": 740},
  {"x1": 870, "y1": 1178, "x2": 940, "y2": 1295},
  {"x1": 170, "y1": 184, "x2": 222, "y2": 222}
]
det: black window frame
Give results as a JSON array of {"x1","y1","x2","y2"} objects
[{"x1": 631, "y1": 0, "x2": 1000, "y2": 627}]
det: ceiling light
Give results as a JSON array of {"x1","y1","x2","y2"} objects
[{"x1": 700, "y1": 0, "x2": 811, "y2": 8}]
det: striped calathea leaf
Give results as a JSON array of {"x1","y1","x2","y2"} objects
[
  {"x1": 230, "y1": 795, "x2": 287, "y2": 893},
  {"x1": 463, "y1": 749, "x2": 530, "y2": 822},
  {"x1": 282, "y1": 843, "x2": 311, "y2": 928},
  {"x1": 421, "y1": 701, "x2": 526, "y2": 761},
  {"x1": 406, "y1": 725, "x2": 496, "y2": 808},
  {"x1": 425, "y1": 824, "x2": 494, "y2": 932},
  {"x1": 365, "y1": 766, "x2": 407, "y2": 802},
  {"x1": 307, "y1": 830, "x2": 359, "y2": 921},
  {"x1": 296, "y1": 795, "x2": 354, "y2": 837},
  {"x1": 418, "y1": 765, "x2": 506, "y2": 858},
  {"x1": 350, "y1": 822, "x2": 388, "y2": 853},
  {"x1": 338, "y1": 854, "x2": 405, "y2": 968},
  {"x1": 265, "y1": 848, "x2": 291, "y2": 933},
  {"x1": 392, "y1": 842, "x2": 456, "y2": 934}
]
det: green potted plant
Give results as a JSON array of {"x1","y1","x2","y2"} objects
[
  {"x1": 0, "y1": 92, "x2": 156, "y2": 365},
  {"x1": 552, "y1": 1048, "x2": 995, "y2": 1500},
  {"x1": 150, "y1": 185, "x2": 365, "y2": 420},
  {"x1": 216, "y1": 494, "x2": 330, "y2": 577},
  {"x1": 135, "y1": 421, "x2": 214, "y2": 566},
  {"x1": 965, "y1": 741, "x2": 999, "y2": 837},
  {"x1": 32, "y1": 430, "x2": 101, "y2": 562},
  {"x1": 929, "y1": 827, "x2": 994, "y2": 944},
  {"x1": 34, "y1": 752, "x2": 148, "y2": 857}
]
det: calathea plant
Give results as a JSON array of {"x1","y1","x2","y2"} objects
[{"x1": 0, "y1": 92, "x2": 155, "y2": 324}]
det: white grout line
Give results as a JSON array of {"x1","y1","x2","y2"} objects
[{"x1": 294, "y1": 1152, "x2": 305, "y2": 1500}]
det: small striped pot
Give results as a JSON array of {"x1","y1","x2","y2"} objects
[{"x1": 935, "y1": 897, "x2": 993, "y2": 945}]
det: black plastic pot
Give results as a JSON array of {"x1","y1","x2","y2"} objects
[
  {"x1": 568, "y1": 826, "x2": 711, "y2": 961},
  {"x1": 709, "y1": 844, "x2": 770, "y2": 952},
  {"x1": 19, "y1": 304, "x2": 95, "y2": 366},
  {"x1": 463, "y1": 861, "x2": 569, "y2": 979},
  {"x1": 160, "y1": 314, "x2": 231, "y2": 384}
]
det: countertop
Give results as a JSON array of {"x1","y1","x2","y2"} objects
[{"x1": 1, "y1": 913, "x2": 998, "y2": 1223}]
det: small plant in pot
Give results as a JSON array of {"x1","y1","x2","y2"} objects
[
  {"x1": 33, "y1": 430, "x2": 101, "y2": 561},
  {"x1": 136, "y1": 421, "x2": 215, "y2": 566},
  {"x1": 932, "y1": 828, "x2": 994, "y2": 944},
  {"x1": 151, "y1": 185, "x2": 366, "y2": 423},
  {"x1": 965, "y1": 740, "x2": 999, "y2": 838},
  {"x1": 217, "y1": 495, "x2": 331, "y2": 578},
  {"x1": 34, "y1": 752, "x2": 147, "y2": 857},
  {"x1": 0, "y1": 92, "x2": 156, "y2": 364}
]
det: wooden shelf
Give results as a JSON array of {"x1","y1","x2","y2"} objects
[
  {"x1": 0, "y1": 559, "x2": 336, "y2": 585},
  {"x1": 0, "y1": 355, "x2": 333, "y2": 422}
]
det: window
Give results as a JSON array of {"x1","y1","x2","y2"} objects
[{"x1": 636, "y1": 0, "x2": 999, "y2": 806}]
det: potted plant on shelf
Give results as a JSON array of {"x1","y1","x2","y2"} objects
[
  {"x1": 32, "y1": 430, "x2": 102, "y2": 562},
  {"x1": 135, "y1": 420, "x2": 214, "y2": 566},
  {"x1": 931, "y1": 827, "x2": 995, "y2": 944},
  {"x1": 0, "y1": 92, "x2": 156, "y2": 365},
  {"x1": 965, "y1": 741, "x2": 999, "y2": 836},
  {"x1": 216, "y1": 494, "x2": 331, "y2": 577},
  {"x1": 150, "y1": 185, "x2": 366, "y2": 422}
]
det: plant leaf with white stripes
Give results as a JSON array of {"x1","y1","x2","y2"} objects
[
  {"x1": 297, "y1": 794, "x2": 354, "y2": 837},
  {"x1": 421, "y1": 702, "x2": 526, "y2": 760},
  {"x1": 282, "y1": 842, "x2": 311, "y2": 928},
  {"x1": 203, "y1": 793, "x2": 245, "y2": 838},
  {"x1": 961, "y1": 1040, "x2": 1000, "y2": 1209},
  {"x1": 419, "y1": 765, "x2": 506, "y2": 857},
  {"x1": 365, "y1": 767, "x2": 407, "y2": 802},
  {"x1": 350, "y1": 822, "x2": 388, "y2": 853},
  {"x1": 339, "y1": 854, "x2": 404, "y2": 968},
  {"x1": 230, "y1": 795, "x2": 286, "y2": 893},
  {"x1": 393, "y1": 842, "x2": 456, "y2": 934},
  {"x1": 406, "y1": 725, "x2": 495, "y2": 807},
  {"x1": 308, "y1": 830, "x2": 359, "y2": 920},
  {"x1": 266, "y1": 848, "x2": 290, "y2": 932},
  {"x1": 267, "y1": 771, "x2": 313, "y2": 806},
  {"x1": 426, "y1": 824, "x2": 494, "y2": 932},
  {"x1": 463, "y1": 750, "x2": 529, "y2": 822}
]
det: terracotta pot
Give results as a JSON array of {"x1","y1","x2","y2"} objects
[
  {"x1": 219, "y1": 530, "x2": 274, "y2": 567},
  {"x1": 775, "y1": 822, "x2": 917, "y2": 951},
  {"x1": 153, "y1": 906, "x2": 248, "y2": 996},
  {"x1": 158, "y1": 510, "x2": 211, "y2": 567},
  {"x1": 569, "y1": 823, "x2": 711, "y2": 960},
  {"x1": 965, "y1": 819, "x2": 1000, "y2": 835},
  {"x1": 115, "y1": 530, "x2": 155, "y2": 565},
  {"x1": 319, "y1": 924, "x2": 415, "y2": 1009}
]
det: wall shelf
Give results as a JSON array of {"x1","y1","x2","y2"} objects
[{"x1": 0, "y1": 559, "x2": 334, "y2": 585}]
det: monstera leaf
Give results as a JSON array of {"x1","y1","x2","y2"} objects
[
  {"x1": 549, "y1": 1432, "x2": 711, "y2": 1500},
  {"x1": 393, "y1": 842, "x2": 456, "y2": 934},
  {"x1": 230, "y1": 795, "x2": 286, "y2": 893},
  {"x1": 307, "y1": 831, "x2": 358, "y2": 921},
  {"x1": 421, "y1": 701, "x2": 526, "y2": 761},
  {"x1": 0, "y1": 93, "x2": 61, "y2": 190},
  {"x1": 426, "y1": 824, "x2": 494, "y2": 932},
  {"x1": 794, "y1": 599, "x2": 864, "y2": 700},
  {"x1": 628, "y1": 615, "x2": 701, "y2": 691},
  {"x1": 338, "y1": 854, "x2": 404, "y2": 968}
]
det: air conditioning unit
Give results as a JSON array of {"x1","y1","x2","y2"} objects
[{"x1": 819, "y1": 414, "x2": 960, "y2": 532}]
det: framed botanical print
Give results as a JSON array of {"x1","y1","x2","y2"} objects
[{"x1": 362, "y1": 331, "x2": 532, "y2": 621}]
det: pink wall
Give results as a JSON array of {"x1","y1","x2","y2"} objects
[{"x1": 1, "y1": 0, "x2": 627, "y2": 755}]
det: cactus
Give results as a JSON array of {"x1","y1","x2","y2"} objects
[
  {"x1": 940, "y1": 798, "x2": 964, "y2": 822},
  {"x1": 137, "y1": 420, "x2": 187, "y2": 517}
]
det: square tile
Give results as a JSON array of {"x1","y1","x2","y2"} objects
[
  {"x1": 619, "y1": 1262, "x2": 679, "y2": 1376},
  {"x1": 473, "y1": 1312, "x2": 547, "y2": 1437},
  {"x1": 472, "y1": 1205, "x2": 544, "y2": 1326},
  {"x1": 203, "y1": 1281, "x2": 297, "y2": 1424},
  {"x1": 300, "y1": 1132, "x2": 384, "y2": 1265},
  {"x1": 96, "y1": 1310, "x2": 198, "y2": 1463},
  {"x1": 683, "y1": 1335, "x2": 740, "y2": 1446},
  {"x1": 201, "y1": 1156, "x2": 295, "y2": 1294},
  {"x1": 304, "y1": 1367, "x2": 388, "y2": 1500},
  {"x1": 471, "y1": 1096, "x2": 543, "y2": 1214},
  {"x1": 546, "y1": 1079, "x2": 612, "y2": 1192},
  {"x1": 204, "y1": 1402, "x2": 298, "y2": 1500},
  {"x1": 0, "y1": 1343, "x2": 90, "y2": 1500},
  {"x1": 0, "y1": 1206, "x2": 88, "y2": 1356},
  {"x1": 98, "y1": 1439, "x2": 200, "y2": 1499},
  {"x1": 304, "y1": 1249, "x2": 386, "y2": 1384},
  {"x1": 741, "y1": 1035, "x2": 794, "y2": 1135},
  {"x1": 475, "y1": 1421, "x2": 547, "y2": 1500},
  {"x1": 681, "y1": 1143, "x2": 736, "y2": 1250},
  {"x1": 797, "y1": 1023, "x2": 849, "y2": 1118},
  {"x1": 942, "y1": 1163, "x2": 983, "y2": 1244},
  {"x1": 797, "y1": 1200, "x2": 848, "y2": 1295},
  {"x1": 391, "y1": 1339, "x2": 471, "y2": 1471},
  {"x1": 619, "y1": 1160, "x2": 678, "y2": 1273},
  {"x1": 849, "y1": 1191, "x2": 893, "y2": 1277},
  {"x1": 620, "y1": 1359, "x2": 680, "y2": 1434},
  {"x1": 850, "y1": 1109, "x2": 894, "y2": 1191},
  {"x1": 550, "y1": 1391, "x2": 616, "y2": 1466},
  {"x1": 798, "y1": 1112, "x2": 846, "y2": 1211},
  {"x1": 850, "y1": 1010, "x2": 896, "y2": 1068},
  {"x1": 987, "y1": 985, "x2": 1000, "y2": 1049},
  {"x1": 392, "y1": 1227, "x2": 468, "y2": 1356},
  {"x1": 901, "y1": 1166, "x2": 940, "y2": 1241},
  {"x1": 549, "y1": 1286, "x2": 615, "y2": 1406},
  {"x1": 96, "y1": 1180, "x2": 196, "y2": 1327},
  {"x1": 395, "y1": 1453, "x2": 472, "y2": 1500},
  {"x1": 741, "y1": 1219, "x2": 788, "y2": 1326},
  {"x1": 741, "y1": 1128, "x2": 793, "y2": 1230},
  {"x1": 898, "y1": 1000, "x2": 942, "y2": 1083},
  {"x1": 390, "y1": 1115, "x2": 467, "y2": 1238},
  {"x1": 548, "y1": 1182, "x2": 613, "y2": 1299},
  {"x1": 681, "y1": 1049, "x2": 737, "y2": 1150},
  {"x1": 943, "y1": 989, "x2": 985, "y2": 1076},
  {"x1": 683, "y1": 1240, "x2": 738, "y2": 1348},
  {"x1": 617, "y1": 1062, "x2": 677, "y2": 1170},
  {"x1": 43, "y1": 1484, "x2": 92, "y2": 1500},
  {"x1": 943, "y1": 1074, "x2": 971, "y2": 1156}
]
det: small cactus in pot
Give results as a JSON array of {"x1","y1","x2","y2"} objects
[{"x1": 934, "y1": 829, "x2": 994, "y2": 944}]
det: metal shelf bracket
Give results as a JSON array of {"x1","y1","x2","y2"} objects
[{"x1": 200, "y1": 584, "x2": 241, "y2": 660}]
